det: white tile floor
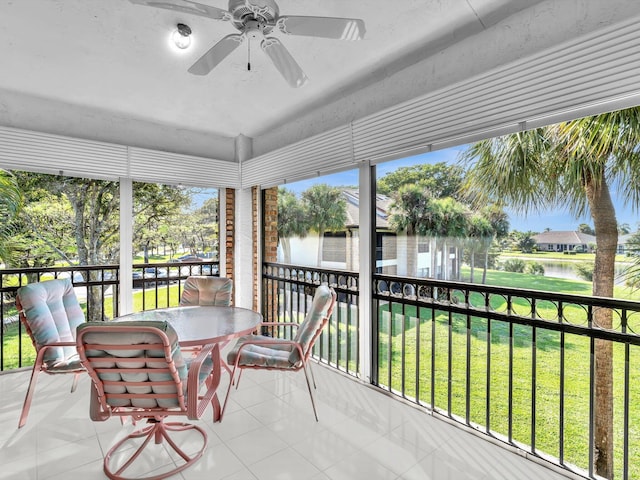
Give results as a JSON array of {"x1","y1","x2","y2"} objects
[{"x1": 0, "y1": 363, "x2": 577, "y2": 480}]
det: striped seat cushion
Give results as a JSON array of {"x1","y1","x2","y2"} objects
[
  {"x1": 227, "y1": 286, "x2": 334, "y2": 369},
  {"x1": 17, "y1": 278, "x2": 85, "y2": 368},
  {"x1": 79, "y1": 321, "x2": 211, "y2": 409}
]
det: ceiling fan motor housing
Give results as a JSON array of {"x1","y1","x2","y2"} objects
[{"x1": 229, "y1": 0, "x2": 279, "y2": 30}]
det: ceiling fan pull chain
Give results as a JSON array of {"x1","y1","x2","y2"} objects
[{"x1": 248, "y1": 38, "x2": 251, "y2": 71}]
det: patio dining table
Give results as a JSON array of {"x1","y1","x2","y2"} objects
[{"x1": 113, "y1": 305, "x2": 263, "y2": 348}]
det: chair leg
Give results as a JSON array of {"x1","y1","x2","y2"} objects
[
  {"x1": 308, "y1": 360, "x2": 317, "y2": 389},
  {"x1": 235, "y1": 369, "x2": 244, "y2": 389},
  {"x1": 221, "y1": 360, "x2": 233, "y2": 377},
  {"x1": 104, "y1": 420, "x2": 207, "y2": 480},
  {"x1": 217, "y1": 340, "x2": 233, "y2": 377},
  {"x1": 18, "y1": 347, "x2": 49, "y2": 429},
  {"x1": 18, "y1": 366, "x2": 41, "y2": 429},
  {"x1": 302, "y1": 362, "x2": 319, "y2": 422},
  {"x1": 220, "y1": 366, "x2": 240, "y2": 422},
  {"x1": 70, "y1": 371, "x2": 81, "y2": 393}
]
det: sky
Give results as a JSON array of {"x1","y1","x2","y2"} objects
[{"x1": 280, "y1": 146, "x2": 639, "y2": 234}]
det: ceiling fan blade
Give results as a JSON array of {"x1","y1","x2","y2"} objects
[
  {"x1": 188, "y1": 34, "x2": 244, "y2": 75},
  {"x1": 277, "y1": 16, "x2": 366, "y2": 41},
  {"x1": 261, "y1": 37, "x2": 308, "y2": 88},
  {"x1": 129, "y1": 0, "x2": 231, "y2": 21}
]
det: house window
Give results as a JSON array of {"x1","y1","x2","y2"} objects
[
  {"x1": 418, "y1": 240, "x2": 430, "y2": 253},
  {"x1": 323, "y1": 232, "x2": 347, "y2": 263}
]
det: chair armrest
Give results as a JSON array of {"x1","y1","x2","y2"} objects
[
  {"x1": 186, "y1": 343, "x2": 220, "y2": 419},
  {"x1": 37, "y1": 342, "x2": 84, "y2": 369},
  {"x1": 42, "y1": 341, "x2": 78, "y2": 347},
  {"x1": 187, "y1": 343, "x2": 215, "y2": 388},
  {"x1": 259, "y1": 322, "x2": 300, "y2": 337},
  {"x1": 233, "y1": 338, "x2": 305, "y2": 369}
]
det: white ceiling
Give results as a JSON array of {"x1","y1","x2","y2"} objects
[{"x1": 1, "y1": 0, "x2": 639, "y2": 164}]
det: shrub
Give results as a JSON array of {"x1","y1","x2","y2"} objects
[
  {"x1": 502, "y1": 258, "x2": 526, "y2": 273},
  {"x1": 574, "y1": 262, "x2": 594, "y2": 281},
  {"x1": 525, "y1": 262, "x2": 545, "y2": 275}
]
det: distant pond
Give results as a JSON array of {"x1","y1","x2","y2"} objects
[{"x1": 533, "y1": 259, "x2": 629, "y2": 284}]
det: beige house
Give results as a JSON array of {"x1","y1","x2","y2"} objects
[{"x1": 533, "y1": 230, "x2": 596, "y2": 253}]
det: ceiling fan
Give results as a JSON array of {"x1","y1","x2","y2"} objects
[{"x1": 130, "y1": 0, "x2": 366, "y2": 87}]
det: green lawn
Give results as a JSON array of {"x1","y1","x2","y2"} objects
[
  {"x1": 376, "y1": 268, "x2": 640, "y2": 479},
  {"x1": 500, "y1": 249, "x2": 632, "y2": 264},
  {"x1": 463, "y1": 265, "x2": 640, "y2": 301}
]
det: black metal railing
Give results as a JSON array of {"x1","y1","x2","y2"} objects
[
  {"x1": 262, "y1": 262, "x2": 360, "y2": 377},
  {"x1": 0, "y1": 260, "x2": 219, "y2": 371},
  {"x1": 372, "y1": 274, "x2": 640, "y2": 480}
]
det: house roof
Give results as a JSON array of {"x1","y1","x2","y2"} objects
[
  {"x1": 533, "y1": 231, "x2": 596, "y2": 245},
  {"x1": 618, "y1": 233, "x2": 637, "y2": 245},
  {"x1": 342, "y1": 189, "x2": 390, "y2": 229}
]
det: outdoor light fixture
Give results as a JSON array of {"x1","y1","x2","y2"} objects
[{"x1": 172, "y1": 23, "x2": 192, "y2": 49}]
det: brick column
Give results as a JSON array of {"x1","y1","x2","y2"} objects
[
  {"x1": 262, "y1": 187, "x2": 278, "y2": 321},
  {"x1": 263, "y1": 187, "x2": 278, "y2": 263},
  {"x1": 225, "y1": 187, "x2": 235, "y2": 305},
  {"x1": 252, "y1": 186, "x2": 258, "y2": 312}
]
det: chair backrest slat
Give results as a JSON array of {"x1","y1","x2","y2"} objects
[{"x1": 77, "y1": 321, "x2": 189, "y2": 410}]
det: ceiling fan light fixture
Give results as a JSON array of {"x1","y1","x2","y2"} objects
[
  {"x1": 172, "y1": 23, "x2": 192, "y2": 49},
  {"x1": 132, "y1": 0, "x2": 365, "y2": 87}
]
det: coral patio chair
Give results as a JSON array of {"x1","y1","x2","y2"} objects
[
  {"x1": 179, "y1": 276, "x2": 233, "y2": 307},
  {"x1": 76, "y1": 321, "x2": 222, "y2": 480},
  {"x1": 15, "y1": 278, "x2": 86, "y2": 428},
  {"x1": 179, "y1": 275, "x2": 234, "y2": 372},
  {"x1": 222, "y1": 285, "x2": 336, "y2": 421}
]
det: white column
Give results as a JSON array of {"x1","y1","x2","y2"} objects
[
  {"x1": 235, "y1": 134, "x2": 254, "y2": 309},
  {"x1": 358, "y1": 161, "x2": 373, "y2": 383},
  {"x1": 119, "y1": 177, "x2": 133, "y2": 315}
]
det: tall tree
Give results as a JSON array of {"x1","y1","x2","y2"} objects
[
  {"x1": 0, "y1": 169, "x2": 23, "y2": 264},
  {"x1": 377, "y1": 162, "x2": 464, "y2": 199},
  {"x1": 277, "y1": 188, "x2": 308, "y2": 264},
  {"x1": 459, "y1": 107, "x2": 640, "y2": 477},
  {"x1": 301, "y1": 185, "x2": 347, "y2": 267},
  {"x1": 190, "y1": 196, "x2": 219, "y2": 256},
  {"x1": 578, "y1": 223, "x2": 596, "y2": 235},
  {"x1": 14, "y1": 173, "x2": 191, "y2": 320},
  {"x1": 11, "y1": 195, "x2": 76, "y2": 269}
]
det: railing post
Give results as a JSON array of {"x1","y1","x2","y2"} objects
[{"x1": 359, "y1": 161, "x2": 374, "y2": 383}]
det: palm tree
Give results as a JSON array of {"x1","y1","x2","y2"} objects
[
  {"x1": 466, "y1": 213, "x2": 493, "y2": 283},
  {"x1": 277, "y1": 188, "x2": 308, "y2": 264},
  {"x1": 459, "y1": 107, "x2": 640, "y2": 478},
  {"x1": 389, "y1": 184, "x2": 441, "y2": 277},
  {"x1": 301, "y1": 184, "x2": 347, "y2": 267},
  {"x1": 618, "y1": 222, "x2": 631, "y2": 234},
  {"x1": 433, "y1": 197, "x2": 468, "y2": 280},
  {"x1": 0, "y1": 169, "x2": 23, "y2": 264},
  {"x1": 480, "y1": 205, "x2": 509, "y2": 284},
  {"x1": 515, "y1": 230, "x2": 537, "y2": 254}
]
